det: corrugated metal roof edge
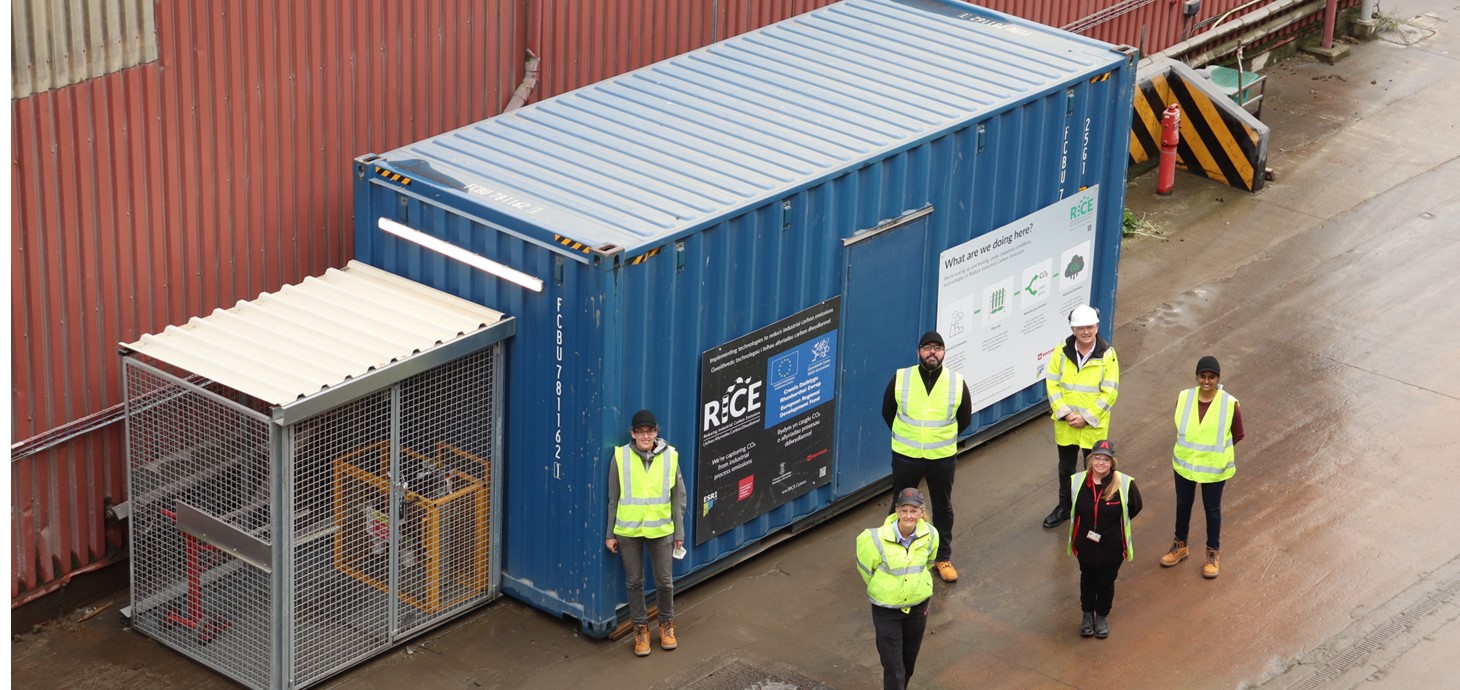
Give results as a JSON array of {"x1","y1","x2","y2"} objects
[{"x1": 120, "y1": 261, "x2": 508, "y2": 407}]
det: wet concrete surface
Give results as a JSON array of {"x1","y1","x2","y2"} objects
[{"x1": 12, "y1": 1, "x2": 1460, "y2": 688}]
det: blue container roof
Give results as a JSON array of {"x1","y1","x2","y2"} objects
[{"x1": 377, "y1": 0, "x2": 1124, "y2": 253}]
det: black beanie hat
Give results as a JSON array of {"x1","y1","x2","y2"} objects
[
  {"x1": 1196, "y1": 355, "x2": 1221, "y2": 376},
  {"x1": 918, "y1": 330, "x2": 945, "y2": 347},
  {"x1": 631, "y1": 409, "x2": 658, "y2": 430}
]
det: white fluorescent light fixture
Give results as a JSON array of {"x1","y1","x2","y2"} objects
[{"x1": 378, "y1": 217, "x2": 544, "y2": 293}]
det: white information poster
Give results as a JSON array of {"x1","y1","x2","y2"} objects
[{"x1": 937, "y1": 186, "x2": 1100, "y2": 413}]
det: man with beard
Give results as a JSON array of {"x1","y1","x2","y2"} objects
[{"x1": 883, "y1": 330, "x2": 972, "y2": 583}]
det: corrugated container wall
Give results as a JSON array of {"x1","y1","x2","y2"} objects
[
  {"x1": 356, "y1": 0, "x2": 1137, "y2": 636},
  {"x1": 11, "y1": 0, "x2": 528, "y2": 604}
]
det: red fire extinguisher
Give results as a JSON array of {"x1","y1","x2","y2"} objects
[{"x1": 1157, "y1": 103, "x2": 1180, "y2": 195}]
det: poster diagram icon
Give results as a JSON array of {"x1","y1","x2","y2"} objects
[
  {"x1": 1021, "y1": 260, "x2": 1051, "y2": 305},
  {"x1": 1059, "y1": 241, "x2": 1092, "y2": 292},
  {"x1": 982, "y1": 279, "x2": 1013, "y2": 324}
]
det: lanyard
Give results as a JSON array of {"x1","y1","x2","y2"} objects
[{"x1": 1089, "y1": 473, "x2": 1105, "y2": 526}]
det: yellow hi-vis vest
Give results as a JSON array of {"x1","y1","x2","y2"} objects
[
  {"x1": 891, "y1": 366, "x2": 964, "y2": 459},
  {"x1": 1172, "y1": 388, "x2": 1238, "y2": 483},
  {"x1": 1045, "y1": 343, "x2": 1120, "y2": 448},
  {"x1": 613, "y1": 444, "x2": 677, "y2": 538},
  {"x1": 856, "y1": 514, "x2": 939, "y2": 608},
  {"x1": 1067, "y1": 470, "x2": 1135, "y2": 561}
]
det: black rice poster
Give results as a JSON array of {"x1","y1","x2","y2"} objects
[{"x1": 695, "y1": 297, "x2": 839, "y2": 545}]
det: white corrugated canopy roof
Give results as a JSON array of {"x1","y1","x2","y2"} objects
[{"x1": 123, "y1": 261, "x2": 506, "y2": 406}]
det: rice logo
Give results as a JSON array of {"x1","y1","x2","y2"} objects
[{"x1": 703, "y1": 376, "x2": 763, "y2": 431}]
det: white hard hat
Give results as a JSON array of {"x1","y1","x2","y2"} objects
[{"x1": 1069, "y1": 305, "x2": 1100, "y2": 327}]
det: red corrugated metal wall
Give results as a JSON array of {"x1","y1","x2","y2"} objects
[
  {"x1": 971, "y1": 0, "x2": 1353, "y2": 57},
  {"x1": 529, "y1": 0, "x2": 840, "y2": 99},
  {"x1": 11, "y1": 0, "x2": 528, "y2": 604}
]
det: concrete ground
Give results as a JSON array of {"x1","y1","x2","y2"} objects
[{"x1": 12, "y1": 1, "x2": 1460, "y2": 688}]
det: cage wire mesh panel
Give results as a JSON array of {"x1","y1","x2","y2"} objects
[
  {"x1": 293, "y1": 347, "x2": 500, "y2": 686},
  {"x1": 125, "y1": 360, "x2": 273, "y2": 690},
  {"x1": 290, "y1": 389, "x2": 393, "y2": 685},
  {"x1": 395, "y1": 347, "x2": 498, "y2": 634}
]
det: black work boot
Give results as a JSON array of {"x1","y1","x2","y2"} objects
[{"x1": 1042, "y1": 505, "x2": 1070, "y2": 529}]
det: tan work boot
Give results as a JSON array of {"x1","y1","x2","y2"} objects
[
  {"x1": 1203, "y1": 548, "x2": 1220, "y2": 579},
  {"x1": 935, "y1": 561, "x2": 959, "y2": 583},
  {"x1": 1159, "y1": 539, "x2": 1189, "y2": 567},
  {"x1": 632, "y1": 624, "x2": 651, "y2": 656},
  {"x1": 659, "y1": 620, "x2": 678, "y2": 650}
]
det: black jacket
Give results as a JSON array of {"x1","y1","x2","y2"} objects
[{"x1": 1069, "y1": 473, "x2": 1142, "y2": 566}]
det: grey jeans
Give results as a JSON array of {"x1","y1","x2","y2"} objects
[{"x1": 618, "y1": 534, "x2": 675, "y2": 625}]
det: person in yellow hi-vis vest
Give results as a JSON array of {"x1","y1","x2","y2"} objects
[
  {"x1": 1042, "y1": 305, "x2": 1120, "y2": 530},
  {"x1": 883, "y1": 331, "x2": 971, "y2": 583},
  {"x1": 1159, "y1": 356, "x2": 1245, "y2": 579},
  {"x1": 605, "y1": 409, "x2": 686, "y2": 656},
  {"x1": 857, "y1": 488, "x2": 940, "y2": 690},
  {"x1": 1066, "y1": 439, "x2": 1141, "y2": 639}
]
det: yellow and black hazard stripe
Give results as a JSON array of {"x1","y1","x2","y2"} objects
[
  {"x1": 625, "y1": 246, "x2": 662, "y2": 266},
  {"x1": 374, "y1": 165, "x2": 412, "y2": 186},
  {"x1": 554, "y1": 234, "x2": 592, "y2": 254},
  {"x1": 1088, "y1": 71, "x2": 1113, "y2": 84},
  {"x1": 1130, "y1": 70, "x2": 1266, "y2": 192}
]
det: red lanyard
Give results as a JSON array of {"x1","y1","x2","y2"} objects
[{"x1": 1089, "y1": 473, "x2": 1105, "y2": 525}]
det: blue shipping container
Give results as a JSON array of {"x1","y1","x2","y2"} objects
[{"x1": 354, "y1": 0, "x2": 1136, "y2": 636}]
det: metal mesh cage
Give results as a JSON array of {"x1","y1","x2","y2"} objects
[
  {"x1": 125, "y1": 361, "x2": 274, "y2": 690},
  {"x1": 125, "y1": 344, "x2": 502, "y2": 690}
]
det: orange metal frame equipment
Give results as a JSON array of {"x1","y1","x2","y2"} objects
[{"x1": 330, "y1": 441, "x2": 491, "y2": 614}]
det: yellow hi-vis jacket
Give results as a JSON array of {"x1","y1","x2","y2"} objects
[
  {"x1": 1045, "y1": 339, "x2": 1120, "y2": 449},
  {"x1": 1172, "y1": 388, "x2": 1239, "y2": 483},
  {"x1": 856, "y1": 514, "x2": 939, "y2": 608},
  {"x1": 1067, "y1": 470, "x2": 1135, "y2": 561},
  {"x1": 612, "y1": 444, "x2": 677, "y2": 538},
  {"x1": 891, "y1": 366, "x2": 964, "y2": 459}
]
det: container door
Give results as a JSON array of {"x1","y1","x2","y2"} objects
[{"x1": 834, "y1": 209, "x2": 931, "y2": 497}]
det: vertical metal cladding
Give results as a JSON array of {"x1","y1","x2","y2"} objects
[
  {"x1": 11, "y1": 0, "x2": 526, "y2": 605},
  {"x1": 528, "y1": 0, "x2": 839, "y2": 101},
  {"x1": 359, "y1": 0, "x2": 1136, "y2": 637},
  {"x1": 971, "y1": 0, "x2": 1356, "y2": 57},
  {"x1": 9, "y1": 0, "x2": 159, "y2": 98}
]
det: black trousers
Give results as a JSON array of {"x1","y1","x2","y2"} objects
[
  {"x1": 1173, "y1": 470, "x2": 1227, "y2": 550},
  {"x1": 890, "y1": 455, "x2": 955, "y2": 560},
  {"x1": 1078, "y1": 560, "x2": 1122, "y2": 615},
  {"x1": 1056, "y1": 444, "x2": 1092, "y2": 511},
  {"x1": 871, "y1": 600, "x2": 929, "y2": 690}
]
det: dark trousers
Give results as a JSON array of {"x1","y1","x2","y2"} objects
[
  {"x1": 1056, "y1": 445, "x2": 1092, "y2": 511},
  {"x1": 890, "y1": 455, "x2": 955, "y2": 561},
  {"x1": 618, "y1": 534, "x2": 674, "y2": 626},
  {"x1": 871, "y1": 600, "x2": 929, "y2": 690},
  {"x1": 1173, "y1": 471, "x2": 1227, "y2": 550},
  {"x1": 1078, "y1": 560, "x2": 1122, "y2": 615}
]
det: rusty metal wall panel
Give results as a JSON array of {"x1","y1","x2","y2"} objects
[
  {"x1": 11, "y1": 0, "x2": 527, "y2": 605},
  {"x1": 970, "y1": 0, "x2": 1352, "y2": 57},
  {"x1": 715, "y1": 0, "x2": 841, "y2": 38},
  {"x1": 10, "y1": 0, "x2": 159, "y2": 98},
  {"x1": 531, "y1": 0, "x2": 714, "y2": 99},
  {"x1": 529, "y1": 0, "x2": 837, "y2": 100}
]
